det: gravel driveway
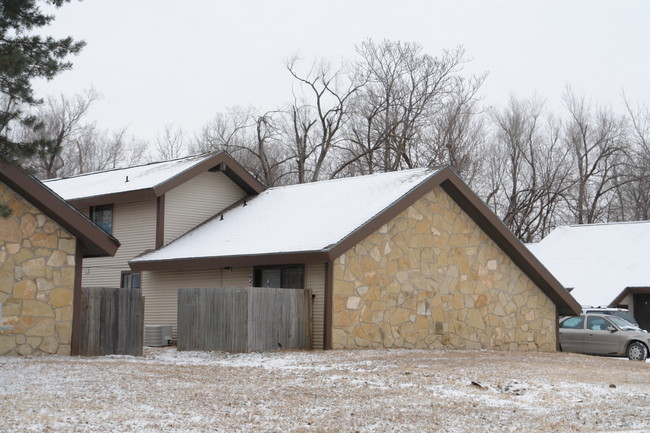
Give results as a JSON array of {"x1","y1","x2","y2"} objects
[{"x1": 1, "y1": 348, "x2": 649, "y2": 432}]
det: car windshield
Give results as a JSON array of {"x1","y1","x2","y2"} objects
[{"x1": 607, "y1": 315, "x2": 641, "y2": 330}]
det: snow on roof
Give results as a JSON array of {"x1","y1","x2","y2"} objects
[
  {"x1": 43, "y1": 154, "x2": 210, "y2": 200},
  {"x1": 132, "y1": 168, "x2": 438, "y2": 262},
  {"x1": 527, "y1": 221, "x2": 650, "y2": 306}
]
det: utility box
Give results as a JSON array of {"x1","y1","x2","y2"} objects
[{"x1": 145, "y1": 325, "x2": 172, "y2": 347}]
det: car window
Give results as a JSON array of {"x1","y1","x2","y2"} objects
[
  {"x1": 612, "y1": 311, "x2": 639, "y2": 326},
  {"x1": 608, "y1": 315, "x2": 640, "y2": 330},
  {"x1": 561, "y1": 317, "x2": 584, "y2": 329},
  {"x1": 587, "y1": 317, "x2": 610, "y2": 331}
]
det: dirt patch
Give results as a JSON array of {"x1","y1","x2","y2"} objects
[{"x1": 1, "y1": 348, "x2": 649, "y2": 432}]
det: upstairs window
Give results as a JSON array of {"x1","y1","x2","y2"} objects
[
  {"x1": 90, "y1": 204, "x2": 113, "y2": 234},
  {"x1": 121, "y1": 272, "x2": 141, "y2": 289},
  {"x1": 254, "y1": 265, "x2": 304, "y2": 289}
]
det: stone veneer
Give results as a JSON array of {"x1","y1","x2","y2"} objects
[
  {"x1": 332, "y1": 186, "x2": 556, "y2": 351},
  {"x1": 0, "y1": 182, "x2": 76, "y2": 356}
]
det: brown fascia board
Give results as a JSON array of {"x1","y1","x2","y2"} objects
[
  {"x1": 66, "y1": 151, "x2": 266, "y2": 208},
  {"x1": 0, "y1": 159, "x2": 120, "y2": 258},
  {"x1": 609, "y1": 286, "x2": 650, "y2": 307},
  {"x1": 130, "y1": 251, "x2": 331, "y2": 272}
]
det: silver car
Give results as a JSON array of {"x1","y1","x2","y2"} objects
[{"x1": 559, "y1": 313, "x2": 650, "y2": 361}]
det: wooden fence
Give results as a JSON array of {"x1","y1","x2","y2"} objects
[
  {"x1": 177, "y1": 287, "x2": 312, "y2": 352},
  {"x1": 77, "y1": 287, "x2": 144, "y2": 356}
]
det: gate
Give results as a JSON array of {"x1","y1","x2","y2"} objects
[
  {"x1": 178, "y1": 287, "x2": 312, "y2": 352},
  {"x1": 76, "y1": 287, "x2": 144, "y2": 356}
]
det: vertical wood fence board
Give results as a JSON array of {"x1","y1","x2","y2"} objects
[
  {"x1": 78, "y1": 287, "x2": 144, "y2": 357},
  {"x1": 178, "y1": 287, "x2": 312, "y2": 353}
]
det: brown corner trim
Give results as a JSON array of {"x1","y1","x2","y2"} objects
[
  {"x1": 156, "y1": 195, "x2": 165, "y2": 249},
  {"x1": 324, "y1": 260, "x2": 333, "y2": 350},
  {"x1": 70, "y1": 239, "x2": 84, "y2": 356}
]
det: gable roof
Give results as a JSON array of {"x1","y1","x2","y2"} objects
[
  {"x1": 44, "y1": 151, "x2": 265, "y2": 207},
  {"x1": 527, "y1": 221, "x2": 650, "y2": 307},
  {"x1": 131, "y1": 166, "x2": 580, "y2": 315},
  {"x1": 0, "y1": 157, "x2": 120, "y2": 258}
]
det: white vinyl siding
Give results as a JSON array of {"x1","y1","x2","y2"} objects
[
  {"x1": 81, "y1": 200, "x2": 157, "y2": 287},
  {"x1": 164, "y1": 171, "x2": 246, "y2": 244},
  {"x1": 142, "y1": 268, "x2": 253, "y2": 338},
  {"x1": 305, "y1": 263, "x2": 326, "y2": 349}
]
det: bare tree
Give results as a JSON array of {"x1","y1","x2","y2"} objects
[
  {"x1": 563, "y1": 90, "x2": 629, "y2": 224},
  {"x1": 155, "y1": 124, "x2": 187, "y2": 160},
  {"x1": 616, "y1": 95, "x2": 650, "y2": 220},
  {"x1": 21, "y1": 89, "x2": 99, "y2": 178},
  {"x1": 192, "y1": 107, "x2": 291, "y2": 186},
  {"x1": 285, "y1": 57, "x2": 364, "y2": 183},
  {"x1": 483, "y1": 96, "x2": 574, "y2": 241},
  {"x1": 70, "y1": 126, "x2": 147, "y2": 174},
  {"x1": 344, "y1": 40, "x2": 480, "y2": 175}
]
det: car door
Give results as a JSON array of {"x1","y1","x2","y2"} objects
[
  {"x1": 559, "y1": 316, "x2": 585, "y2": 353},
  {"x1": 583, "y1": 316, "x2": 622, "y2": 355}
]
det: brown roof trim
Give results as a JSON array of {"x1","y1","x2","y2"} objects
[
  {"x1": 0, "y1": 158, "x2": 120, "y2": 258},
  {"x1": 130, "y1": 251, "x2": 331, "y2": 272},
  {"x1": 66, "y1": 151, "x2": 266, "y2": 207},
  {"x1": 610, "y1": 286, "x2": 650, "y2": 307}
]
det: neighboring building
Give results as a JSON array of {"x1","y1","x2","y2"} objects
[
  {"x1": 43, "y1": 152, "x2": 264, "y2": 335},
  {"x1": 528, "y1": 221, "x2": 650, "y2": 331},
  {"x1": 0, "y1": 157, "x2": 119, "y2": 356},
  {"x1": 130, "y1": 166, "x2": 581, "y2": 351}
]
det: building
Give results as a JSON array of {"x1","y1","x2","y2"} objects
[
  {"x1": 528, "y1": 221, "x2": 650, "y2": 330},
  {"x1": 44, "y1": 152, "x2": 580, "y2": 352},
  {"x1": 0, "y1": 157, "x2": 119, "y2": 355}
]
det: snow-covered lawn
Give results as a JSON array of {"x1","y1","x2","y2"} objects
[{"x1": 1, "y1": 348, "x2": 649, "y2": 432}]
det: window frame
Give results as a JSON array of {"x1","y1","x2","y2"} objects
[
  {"x1": 89, "y1": 204, "x2": 113, "y2": 234},
  {"x1": 121, "y1": 271, "x2": 141, "y2": 289},
  {"x1": 253, "y1": 264, "x2": 305, "y2": 289},
  {"x1": 560, "y1": 316, "x2": 585, "y2": 330}
]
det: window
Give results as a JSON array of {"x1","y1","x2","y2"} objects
[
  {"x1": 587, "y1": 317, "x2": 610, "y2": 331},
  {"x1": 121, "y1": 272, "x2": 141, "y2": 289},
  {"x1": 560, "y1": 317, "x2": 584, "y2": 329},
  {"x1": 254, "y1": 265, "x2": 304, "y2": 288},
  {"x1": 90, "y1": 204, "x2": 113, "y2": 234}
]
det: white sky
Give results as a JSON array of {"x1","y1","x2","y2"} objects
[{"x1": 33, "y1": 0, "x2": 650, "y2": 143}]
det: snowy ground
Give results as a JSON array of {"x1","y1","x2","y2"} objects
[{"x1": 1, "y1": 348, "x2": 649, "y2": 433}]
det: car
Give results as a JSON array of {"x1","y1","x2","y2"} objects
[
  {"x1": 581, "y1": 306, "x2": 640, "y2": 328},
  {"x1": 559, "y1": 313, "x2": 650, "y2": 361}
]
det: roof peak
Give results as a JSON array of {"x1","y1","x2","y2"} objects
[{"x1": 266, "y1": 167, "x2": 438, "y2": 192}]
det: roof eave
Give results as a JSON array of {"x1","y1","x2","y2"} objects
[
  {"x1": 129, "y1": 250, "x2": 331, "y2": 272},
  {"x1": 0, "y1": 160, "x2": 120, "y2": 258}
]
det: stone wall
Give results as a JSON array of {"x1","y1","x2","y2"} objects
[
  {"x1": 332, "y1": 186, "x2": 557, "y2": 351},
  {"x1": 0, "y1": 182, "x2": 76, "y2": 355}
]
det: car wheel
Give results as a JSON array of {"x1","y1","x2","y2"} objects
[{"x1": 626, "y1": 342, "x2": 648, "y2": 361}]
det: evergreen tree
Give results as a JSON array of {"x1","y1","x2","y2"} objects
[{"x1": 0, "y1": 0, "x2": 84, "y2": 161}]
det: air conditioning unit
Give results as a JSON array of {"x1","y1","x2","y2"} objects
[{"x1": 145, "y1": 325, "x2": 172, "y2": 347}]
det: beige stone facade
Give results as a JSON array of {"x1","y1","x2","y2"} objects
[
  {"x1": 332, "y1": 186, "x2": 557, "y2": 351},
  {"x1": 0, "y1": 182, "x2": 76, "y2": 356}
]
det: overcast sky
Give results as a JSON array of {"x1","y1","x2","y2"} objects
[{"x1": 34, "y1": 0, "x2": 650, "y2": 143}]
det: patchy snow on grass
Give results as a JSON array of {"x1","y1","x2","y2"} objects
[{"x1": 1, "y1": 348, "x2": 649, "y2": 432}]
